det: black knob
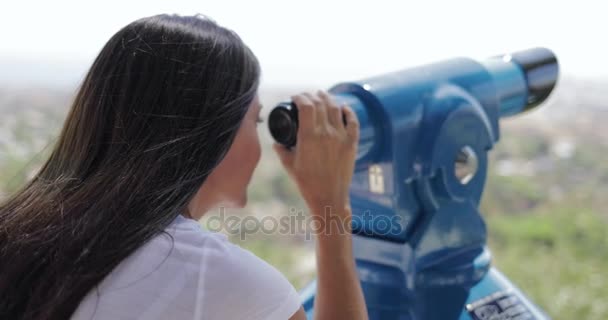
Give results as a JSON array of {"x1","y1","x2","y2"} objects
[
  {"x1": 268, "y1": 101, "x2": 349, "y2": 148},
  {"x1": 268, "y1": 102, "x2": 298, "y2": 148}
]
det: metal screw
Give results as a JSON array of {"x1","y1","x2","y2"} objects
[{"x1": 454, "y1": 146, "x2": 478, "y2": 185}]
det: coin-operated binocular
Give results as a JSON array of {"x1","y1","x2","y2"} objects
[{"x1": 269, "y1": 48, "x2": 558, "y2": 320}]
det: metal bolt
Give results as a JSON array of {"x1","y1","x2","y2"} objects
[{"x1": 454, "y1": 146, "x2": 478, "y2": 185}]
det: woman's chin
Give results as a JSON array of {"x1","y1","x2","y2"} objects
[{"x1": 235, "y1": 194, "x2": 248, "y2": 208}]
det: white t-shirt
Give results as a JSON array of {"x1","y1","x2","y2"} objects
[{"x1": 71, "y1": 214, "x2": 302, "y2": 320}]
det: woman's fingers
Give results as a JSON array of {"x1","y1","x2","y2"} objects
[
  {"x1": 291, "y1": 94, "x2": 316, "y2": 133},
  {"x1": 302, "y1": 92, "x2": 328, "y2": 128},
  {"x1": 318, "y1": 90, "x2": 343, "y2": 129},
  {"x1": 342, "y1": 105, "x2": 360, "y2": 142},
  {"x1": 292, "y1": 90, "x2": 356, "y2": 143}
]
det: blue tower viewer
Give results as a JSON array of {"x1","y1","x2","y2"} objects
[{"x1": 269, "y1": 47, "x2": 559, "y2": 320}]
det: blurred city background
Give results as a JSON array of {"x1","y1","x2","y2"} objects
[{"x1": 1, "y1": 1, "x2": 606, "y2": 319}]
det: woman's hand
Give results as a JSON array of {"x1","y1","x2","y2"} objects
[
  {"x1": 275, "y1": 90, "x2": 368, "y2": 320},
  {"x1": 273, "y1": 90, "x2": 359, "y2": 219}
]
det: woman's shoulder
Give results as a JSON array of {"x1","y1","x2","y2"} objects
[
  {"x1": 171, "y1": 217, "x2": 301, "y2": 312},
  {"x1": 164, "y1": 215, "x2": 282, "y2": 277},
  {"x1": 169, "y1": 215, "x2": 302, "y2": 318},
  {"x1": 114, "y1": 213, "x2": 294, "y2": 290},
  {"x1": 72, "y1": 214, "x2": 302, "y2": 320}
]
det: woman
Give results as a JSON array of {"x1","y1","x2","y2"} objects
[{"x1": 0, "y1": 13, "x2": 367, "y2": 320}]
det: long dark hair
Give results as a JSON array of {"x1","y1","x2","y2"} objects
[{"x1": 0, "y1": 13, "x2": 260, "y2": 319}]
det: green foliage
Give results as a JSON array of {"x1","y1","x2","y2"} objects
[
  {"x1": 0, "y1": 112, "x2": 57, "y2": 194},
  {"x1": 481, "y1": 174, "x2": 546, "y2": 214},
  {"x1": 487, "y1": 207, "x2": 608, "y2": 319},
  {"x1": 1, "y1": 96, "x2": 607, "y2": 319}
]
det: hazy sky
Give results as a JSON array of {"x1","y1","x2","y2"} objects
[{"x1": 1, "y1": 0, "x2": 605, "y2": 87}]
